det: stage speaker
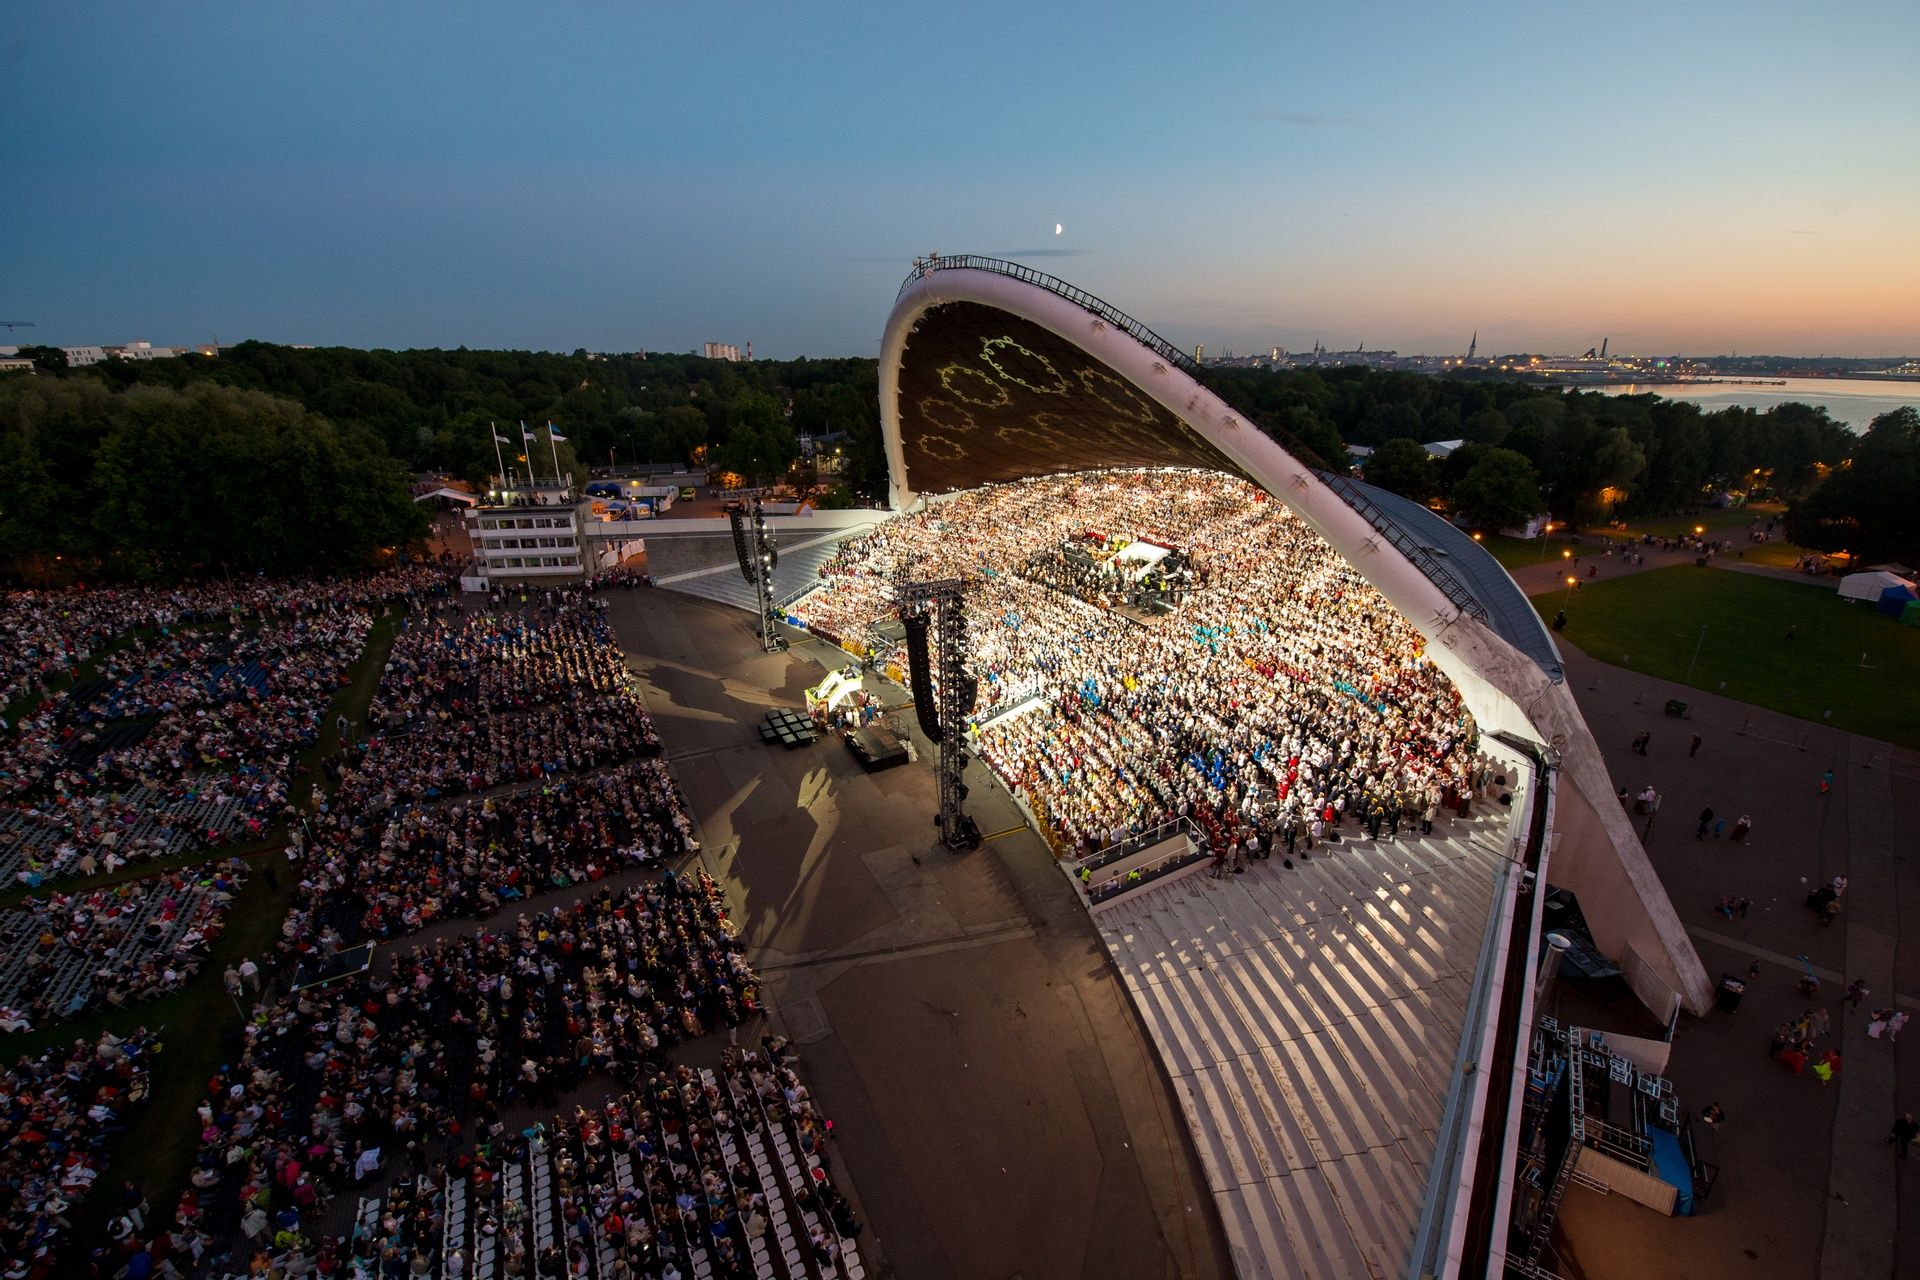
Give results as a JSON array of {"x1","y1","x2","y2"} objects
[
  {"x1": 904, "y1": 613, "x2": 943, "y2": 742},
  {"x1": 728, "y1": 510, "x2": 756, "y2": 585}
]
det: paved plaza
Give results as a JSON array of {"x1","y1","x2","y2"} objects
[
  {"x1": 1550, "y1": 640, "x2": 1920, "y2": 1280},
  {"x1": 607, "y1": 588, "x2": 1232, "y2": 1280}
]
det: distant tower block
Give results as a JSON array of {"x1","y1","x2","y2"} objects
[
  {"x1": 1468, "y1": 330, "x2": 1478, "y2": 360},
  {"x1": 1194, "y1": 344, "x2": 1204, "y2": 363}
]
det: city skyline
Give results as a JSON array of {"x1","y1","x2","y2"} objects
[{"x1": 4, "y1": 0, "x2": 1916, "y2": 359}]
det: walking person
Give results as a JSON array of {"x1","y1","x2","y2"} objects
[
  {"x1": 1846, "y1": 979, "x2": 1869, "y2": 1010},
  {"x1": 1696, "y1": 806, "x2": 1714, "y2": 841},
  {"x1": 1689, "y1": 733, "x2": 1703, "y2": 757},
  {"x1": 1731, "y1": 814, "x2": 1752, "y2": 842},
  {"x1": 1820, "y1": 768, "x2": 1834, "y2": 797},
  {"x1": 1890, "y1": 1112, "x2": 1919, "y2": 1159}
]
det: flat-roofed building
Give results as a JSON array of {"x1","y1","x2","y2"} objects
[{"x1": 463, "y1": 482, "x2": 590, "y2": 582}]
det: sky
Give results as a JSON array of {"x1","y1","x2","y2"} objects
[{"x1": 4, "y1": 1, "x2": 1916, "y2": 359}]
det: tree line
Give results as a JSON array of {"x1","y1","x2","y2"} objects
[
  {"x1": 0, "y1": 378, "x2": 426, "y2": 581},
  {"x1": 59, "y1": 342, "x2": 887, "y2": 498},
  {"x1": 3, "y1": 341, "x2": 1910, "y2": 579},
  {"x1": 1201, "y1": 364, "x2": 1915, "y2": 561}
]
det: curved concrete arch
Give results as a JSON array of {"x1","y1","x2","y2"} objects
[{"x1": 879, "y1": 260, "x2": 1709, "y2": 1014}]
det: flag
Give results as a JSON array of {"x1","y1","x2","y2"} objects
[
  {"x1": 547, "y1": 429, "x2": 568, "y2": 443},
  {"x1": 521, "y1": 423, "x2": 536, "y2": 440},
  {"x1": 493, "y1": 433, "x2": 511, "y2": 445}
]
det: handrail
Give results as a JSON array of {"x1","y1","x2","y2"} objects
[
  {"x1": 1406, "y1": 845, "x2": 1514, "y2": 1276},
  {"x1": 1072, "y1": 816, "x2": 1198, "y2": 873},
  {"x1": 899, "y1": 255, "x2": 1200, "y2": 377},
  {"x1": 1314, "y1": 470, "x2": 1490, "y2": 624},
  {"x1": 1407, "y1": 743, "x2": 1550, "y2": 1278}
]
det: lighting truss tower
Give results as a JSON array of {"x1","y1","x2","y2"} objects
[
  {"x1": 897, "y1": 576, "x2": 981, "y2": 850},
  {"x1": 728, "y1": 497, "x2": 785, "y2": 653}
]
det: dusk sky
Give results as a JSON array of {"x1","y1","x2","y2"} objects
[{"x1": 6, "y1": 1, "x2": 1915, "y2": 359}]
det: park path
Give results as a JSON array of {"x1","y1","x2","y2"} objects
[
  {"x1": 1506, "y1": 540, "x2": 1830, "y2": 597},
  {"x1": 1550, "y1": 636, "x2": 1918, "y2": 1279}
]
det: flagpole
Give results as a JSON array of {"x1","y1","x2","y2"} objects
[
  {"x1": 490, "y1": 421, "x2": 507, "y2": 494},
  {"x1": 520, "y1": 421, "x2": 536, "y2": 494},
  {"x1": 547, "y1": 422, "x2": 563, "y2": 494}
]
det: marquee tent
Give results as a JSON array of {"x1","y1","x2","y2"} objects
[{"x1": 1839, "y1": 570, "x2": 1916, "y2": 603}]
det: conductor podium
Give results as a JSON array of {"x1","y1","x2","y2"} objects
[{"x1": 846, "y1": 725, "x2": 909, "y2": 772}]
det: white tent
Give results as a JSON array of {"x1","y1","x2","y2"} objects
[{"x1": 1838, "y1": 570, "x2": 1916, "y2": 602}]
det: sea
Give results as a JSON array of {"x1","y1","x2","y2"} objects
[{"x1": 1599, "y1": 377, "x2": 1918, "y2": 432}]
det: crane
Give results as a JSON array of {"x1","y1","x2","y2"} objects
[{"x1": 0, "y1": 320, "x2": 36, "y2": 334}]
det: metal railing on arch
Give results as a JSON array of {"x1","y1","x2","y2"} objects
[{"x1": 898, "y1": 254, "x2": 1200, "y2": 377}]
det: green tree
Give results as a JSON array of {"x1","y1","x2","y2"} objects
[
  {"x1": 714, "y1": 394, "x2": 796, "y2": 484},
  {"x1": 1362, "y1": 438, "x2": 1436, "y2": 501},
  {"x1": 14, "y1": 345, "x2": 68, "y2": 372},
  {"x1": 1450, "y1": 448, "x2": 1544, "y2": 531},
  {"x1": 1786, "y1": 407, "x2": 1920, "y2": 565}
]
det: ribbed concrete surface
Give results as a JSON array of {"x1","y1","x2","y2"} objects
[
  {"x1": 651, "y1": 531, "x2": 854, "y2": 614},
  {"x1": 1096, "y1": 813, "x2": 1507, "y2": 1280}
]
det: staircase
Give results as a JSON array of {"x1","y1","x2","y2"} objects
[
  {"x1": 1094, "y1": 812, "x2": 1508, "y2": 1279},
  {"x1": 652, "y1": 530, "x2": 859, "y2": 615}
]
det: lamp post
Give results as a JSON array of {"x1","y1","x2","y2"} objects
[
  {"x1": 1537, "y1": 521, "x2": 1556, "y2": 563},
  {"x1": 1563, "y1": 574, "x2": 1578, "y2": 613},
  {"x1": 1685, "y1": 624, "x2": 1708, "y2": 683}
]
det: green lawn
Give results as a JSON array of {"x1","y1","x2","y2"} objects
[
  {"x1": 1532, "y1": 565, "x2": 1920, "y2": 749},
  {"x1": 1480, "y1": 533, "x2": 1601, "y2": 572},
  {"x1": 1483, "y1": 504, "x2": 1809, "y2": 573},
  {"x1": 1606, "y1": 505, "x2": 1774, "y2": 540}
]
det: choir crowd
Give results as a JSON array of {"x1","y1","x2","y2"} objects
[{"x1": 794, "y1": 469, "x2": 1480, "y2": 859}]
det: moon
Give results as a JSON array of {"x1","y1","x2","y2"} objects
[{"x1": 1054, "y1": 223, "x2": 1063, "y2": 236}]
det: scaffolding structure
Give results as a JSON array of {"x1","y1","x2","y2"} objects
[
  {"x1": 896, "y1": 576, "x2": 981, "y2": 850},
  {"x1": 728, "y1": 497, "x2": 785, "y2": 653}
]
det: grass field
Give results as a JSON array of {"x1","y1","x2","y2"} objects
[
  {"x1": 1480, "y1": 535, "x2": 1600, "y2": 572},
  {"x1": 1532, "y1": 565, "x2": 1920, "y2": 749},
  {"x1": 1482, "y1": 504, "x2": 1813, "y2": 573}
]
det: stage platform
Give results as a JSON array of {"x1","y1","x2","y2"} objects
[{"x1": 846, "y1": 725, "x2": 909, "y2": 772}]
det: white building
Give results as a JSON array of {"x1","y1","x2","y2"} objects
[
  {"x1": 0, "y1": 358, "x2": 34, "y2": 374},
  {"x1": 463, "y1": 482, "x2": 590, "y2": 582},
  {"x1": 62, "y1": 346, "x2": 108, "y2": 367},
  {"x1": 112, "y1": 341, "x2": 184, "y2": 360},
  {"x1": 702, "y1": 342, "x2": 743, "y2": 362}
]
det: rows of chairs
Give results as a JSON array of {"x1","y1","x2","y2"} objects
[
  {"x1": 0, "y1": 863, "x2": 242, "y2": 1024},
  {"x1": 343, "y1": 1064, "x2": 866, "y2": 1280},
  {"x1": 0, "y1": 783, "x2": 255, "y2": 884}
]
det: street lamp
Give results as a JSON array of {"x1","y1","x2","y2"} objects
[{"x1": 1563, "y1": 574, "x2": 1578, "y2": 612}]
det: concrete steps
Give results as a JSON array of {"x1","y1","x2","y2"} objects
[
  {"x1": 1096, "y1": 813, "x2": 1507, "y2": 1280},
  {"x1": 653, "y1": 530, "x2": 854, "y2": 615}
]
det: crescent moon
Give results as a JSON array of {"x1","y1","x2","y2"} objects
[{"x1": 1054, "y1": 223, "x2": 1063, "y2": 236}]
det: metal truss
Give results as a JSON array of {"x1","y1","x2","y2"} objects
[{"x1": 897, "y1": 575, "x2": 981, "y2": 850}]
